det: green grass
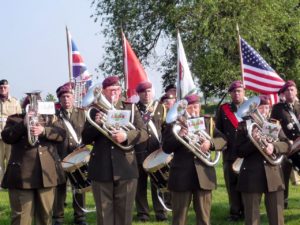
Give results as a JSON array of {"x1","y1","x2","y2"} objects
[{"x1": 1, "y1": 164, "x2": 300, "y2": 225}]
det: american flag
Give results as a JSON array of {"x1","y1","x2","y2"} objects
[{"x1": 240, "y1": 36, "x2": 285, "y2": 104}]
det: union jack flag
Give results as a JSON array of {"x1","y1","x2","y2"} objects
[
  {"x1": 239, "y1": 36, "x2": 285, "y2": 104},
  {"x1": 66, "y1": 28, "x2": 92, "y2": 86}
]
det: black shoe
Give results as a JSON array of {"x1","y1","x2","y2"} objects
[
  {"x1": 137, "y1": 216, "x2": 150, "y2": 222},
  {"x1": 227, "y1": 215, "x2": 240, "y2": 222},
  {"x1": 75, "y1": 222, "x2": 88, "y2": 225},
  {"x1": 53, "y1": 221, "x2": 63, "y2": 225},
  {"x1": 156, "y1": 216, "x2": 167, "y2": 221}
]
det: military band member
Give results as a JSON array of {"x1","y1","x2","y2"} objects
[
  {"x1": 0, "y1": 79, "x2": 22, "y2": 185},
  {"x1": 134, "y1": 81, "x2": 167, "y2": 222},
  {"x1": 165, "y1": 84, "x2": 177, "y2": 98},
  {"x1": 82, "y1": 76, "x2": 147, "y2": 225},
  {"x1": 271, "y1": 80, "x2": 300, "y2": 209},
  {"x1": 215, "y1": 80, "x2": 245, "y2": 221},
  {"x1": 160, "y1": 93, "x2": 176, "y2": 111},
  {"x1": 163, "y1": 94, "x2": 226, "y2": 225},
  {"x1": 1, "y1": 95, "x2": 65, "y2": 225},
  {"x1": 236, "y1": 96, "x2": 290, "y2": 225},
  {"x1": 52, "y1": 83, "x2": 87, "y2": 225}
]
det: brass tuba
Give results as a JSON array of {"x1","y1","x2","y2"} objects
[
  {"x1": 236, "y1": 96, "x2": 283, "y2": 165},
  {"x1": 166, "y1": 100, "x2": 220, "y2": 167},
  {"x1": 82, "y1": 84, "x2": 136, "y2": 151},
  {"x1": 25, "y1": 91, "x2": 41, "y2": 146}
]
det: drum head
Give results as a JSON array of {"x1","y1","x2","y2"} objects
[
  {"x1": 143, "y1": 149, "x2": 173, "y2": 173},
  {"x1": 62, "y1": 147, "x2": 90, "y2": 172}
]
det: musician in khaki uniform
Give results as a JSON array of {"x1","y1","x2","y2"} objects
[
  {"x1": 0, "y1": 79, "x2": 22, "y2": 185},
  {"x1": 82, "y1": 76, "x2": 147, "y2": 225},
  {"x1": 271, "y1": 80, "x2": 300, "y2": 209},
  {"x1": 162, "y1": 94, "x2": 226, "y2": 225},
  {"x1": 215, "y1": 80, "x2": 245, "y2": 221},
  {"x1": 236, "y1": 96, "x2": 290, "y2": 225},
  {"x1": 134, "y1": 81, "x2": 167, "y2": 222},
  {"x1": 1, "y1": 95, "x2": 66, "y2": 225},
  {"x1": 52, "y1": 82, "x2": 87, "y2": 225}
]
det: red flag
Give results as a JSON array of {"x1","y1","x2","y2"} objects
[{"x1": 122, "y1": 32, "x2": 148, "y2": 103}]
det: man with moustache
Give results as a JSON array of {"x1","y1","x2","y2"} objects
[
  {"x1": 215, "y1": 80, "x2": 245, "y2": 221},
  {"x1": 134, "y1": 81, "x2": 167, "y2": 222},
  {"x1": 271, "y1": 80, "x2": 300, "y2": 209}
]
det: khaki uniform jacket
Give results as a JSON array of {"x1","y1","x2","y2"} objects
[
  {"x1": 236, "y1": 120, "x2": 290, "y2": 193},
  {"x1": 271, "y1": 101, "x2": 300, "y2": 141},
  {"x1": 134, "y1": 101, "x2": 166, "y2": 164},
  {"x1": 82, "y1": 101, "x2": 147, "y2": 182},
  {"x1": 0, "y1": 96, "x2": 22, "y2": 133},
  {"x1": 215, "y1": 102, "x2": 240, "y2": 161},
  {"x1": 162, "y1": 117, "x2": 226, "y2": 191},
  {"x1": 1, "y1": 114, "x2": 66, "y2": 189},
  {"x1": 56, "y1": 107, "x2": 86, "y2": 159}
]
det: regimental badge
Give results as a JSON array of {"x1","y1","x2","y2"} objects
[{"x1": 142, "y1": 111, "x2": 152, "y2": 123}]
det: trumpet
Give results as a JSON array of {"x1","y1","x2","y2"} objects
[{"x1": 82, "y1": 84, "x2": 136, "y2": 151}]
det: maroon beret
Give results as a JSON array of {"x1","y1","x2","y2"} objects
[
  {"x1": 228, "y1": 80, "x2": 244, "y2": 92},
  {"x1": 280, "y1": 80, "x2": 296, "y2": 93},
  {"x1": 56, "y1": 82, "x2": 74, "y2": 98},
  {"x1": 184, "y1": 94, "x2": 200, "y2": 105},
  {"x1": 136, "y1": 81, "x2": 152, "y2": 93},
  {"x1": 259, "y1": 95, "x2": 270, "y2": 106},
  {"x1": 160, "y1": 93, "x2": 176, "y2": 102},
  {"x1": 102, "y1": 76, "x2": 120, "y2": 89}
]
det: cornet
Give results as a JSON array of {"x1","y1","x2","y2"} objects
[{"x1": 25, "y1": 91, "x2": 41, "y2": 146}]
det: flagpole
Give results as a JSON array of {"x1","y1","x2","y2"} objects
[
  {"x1": 176, "y1": 30, "x2": 181, "y2": 100},
  {"x1": 236, "y1": 24, "x2": 245, "y2": 87},
  {"x1": 66, "y1": 26, "x2": 72, "y2": 83},
  {"x1": 121, "y1": 28, "x2": 128, "y2": 99}
]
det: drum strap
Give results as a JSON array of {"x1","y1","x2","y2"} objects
[
  {"x1": 221, "y1": 103, "x2": 239, "y2": 129},
  {"x1": 62, "y1": 117, "x2": 81, "y2": 145},
  {"x1": 148, "y1": 101, "x2": 159, "y2": 141},
  {"x1": 287, "y1": 108, "x2": 300, "y2": 133}
]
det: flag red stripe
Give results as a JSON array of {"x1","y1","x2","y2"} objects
[
  {"x1": 244, "y1": 85, "x2": 278, "y2": 94},
  {"x1": 244, "y1": 68, "x2": 284, "y2": 82},
  {"x1": 73, "y1": 54, "x2": 83, "y2": 63},
  {"x1": 244, "y1": 77, "x2": 284, "y2": 89}
]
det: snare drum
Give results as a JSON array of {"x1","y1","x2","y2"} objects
[
  {"x1": 62, "y1": 146, "x2": 91, "y2": 193},
  {"x1": 143, "y1": 149, "x2": 173, "y2": 192}
]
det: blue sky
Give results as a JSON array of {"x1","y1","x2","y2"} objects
[{"x1": 1, "y1": 0, "x2": 163, "y2": 100}]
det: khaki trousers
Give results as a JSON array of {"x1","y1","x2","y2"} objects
[
  {"x1": 8, "y1": 187, "x2": 55, "y2": 225},
  {"x1": 242, "y1": 190, "x2": 284, "y2": 225},
  {"x1": 52, "y1": 182, "x2": 86, "y2": 223},
  {"x1": 0, "y1": 139, "x2": 11, "y2": 184},
  {"x1": 171, "y1": 190, "x2": 212, "y2": 225},
  {"x1": 91, "y1": 179, "x2": 137, "y2": 225}
]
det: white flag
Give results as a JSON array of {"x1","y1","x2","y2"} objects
[{"x1": 177, "y1": 31, "x2": 197, "y2": 100}]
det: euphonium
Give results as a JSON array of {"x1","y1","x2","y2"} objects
[
  {"x1": 25, "y1": 91, "x2": 41, "y2": 146},
  {"x1": 166, "y1": 100, "x2": 220, "y2": 167},
  {"x1": 82, "y1": 84, "x2": 136, "y2": 151},
  {"x1": 237, "y1": 96, "x2": 283, "y2": 165}
]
